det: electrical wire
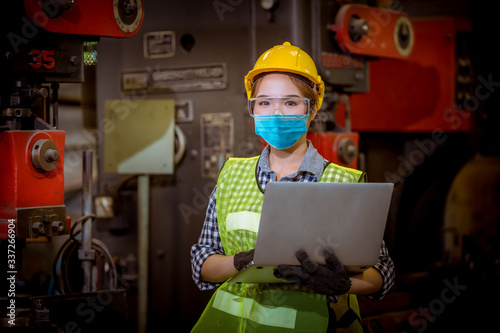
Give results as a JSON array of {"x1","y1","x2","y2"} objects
[{"x1": 50, "y1": 214, "x2": 118, "y2": 295}]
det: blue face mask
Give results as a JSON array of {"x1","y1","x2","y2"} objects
[{"x1": 254, "y1": 115, "x2": 308, "y2": 149}]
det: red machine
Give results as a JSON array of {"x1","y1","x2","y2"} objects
[
  {"x1": 307, "y1": 3, "x2": 416, "y2": 168},
  {"x1": 350, "y1": 17, "x2": 472, "y2": 132},
  {"x1": 0, "y1": 0, "x2": 144, "y2": 240},
  {"x1": 307, "y1": 4, "x2": 471, "y2": 168},
  {"x1": 0, "y1": 130, "x2": 67, "y2": 239}
]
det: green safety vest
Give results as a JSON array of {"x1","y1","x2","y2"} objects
[{"x1": 192, "y1": 156, "x2": 366, "y2": 332}]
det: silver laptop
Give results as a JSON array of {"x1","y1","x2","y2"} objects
[{"x1": 228, "y1": 182, "x2": 394, "y2": 284}]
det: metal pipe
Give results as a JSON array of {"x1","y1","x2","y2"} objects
[
  {"x1": 51, "y1": 83, "x2": 59, "y2": 129},
  {"x1": 81, "y1": 150, "x2": 93, "y2": 293},
  {"x1": 249, "y1": 0, "x2": 256, "y2": 69},
  {"x1": 343, "y1": 94, "x2": 351, "y2": 133},
  {"x1": 311, "y1": 0, "x2": 321, "y2": 65},
  {"x1": 137, "y1": 174, "x2": 150, "y2": 333}
]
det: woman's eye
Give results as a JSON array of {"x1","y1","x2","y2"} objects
[
  {"x1": 285, "y1": 100, "x2": 298, "y2": 107},
  {"x1": 258, "y1": 100, "x2": 270, "y2": 107}
]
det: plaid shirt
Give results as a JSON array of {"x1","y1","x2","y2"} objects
[{"x1": 190, "y1": 143, "x2": 395, "y2": 302}]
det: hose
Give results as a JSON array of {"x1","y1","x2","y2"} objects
[{"x1": 50, "y1": 215, "x2": 118, "y2": 295}]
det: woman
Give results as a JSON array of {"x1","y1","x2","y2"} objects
[{"x1": 190, "y1": 42, "x2": 394, "y2": 332}]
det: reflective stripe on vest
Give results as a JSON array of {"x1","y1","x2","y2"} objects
[
  {"x1": 226, "y1": 211, "x2": 261, "y2": 233},
  {"x1": 213, "y1": 288, "x2": 297, "y2": 329}
]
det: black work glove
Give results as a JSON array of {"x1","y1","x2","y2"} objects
[
  {"x1": 274, "y1": 248, "x2": 351, "y2": 296},
  {"x1": 233, "y1": 249, "x2": 255, "y2": 271}
]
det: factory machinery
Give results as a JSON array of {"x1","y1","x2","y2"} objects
[
  {"x1": 0, "y1": 0, "x2": 143, "y2": 331},
  {"x1": 1, "y1": 0, "x2": 496, "y2": 332}
]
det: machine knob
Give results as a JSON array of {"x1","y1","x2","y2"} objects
[
  {"x1": 31, "y1": 139, "x2": 60, "y2": 172},
  {"x1": 45, "y1": 149, "x2": 59, "y2": 162},
  {"x1": 32, "y1": 222, "x2": 44, "y2": 235},
  {"x1": 337, "y1": 137, "x2": 358, "y2": 165},
  {"x1": 51, "y1": 221, "x2": 64, "y2": 234},
  {"x1": 349, "y1": 16, "x2": 369, "y2": 43}
]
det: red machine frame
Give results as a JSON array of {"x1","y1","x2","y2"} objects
[{"x1": 350, "y1": 17, "x2": 472, "y2": 132}]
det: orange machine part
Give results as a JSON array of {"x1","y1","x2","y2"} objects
[
  {"x1": 0, "y1": 130, "x2": 65, "y2": 238},
  {"x1": 307, "y1": 132, "x2": 359, "y2": 169},
  {"x1": 333, "y1": 4, "x2": 414, "y2": 60}
]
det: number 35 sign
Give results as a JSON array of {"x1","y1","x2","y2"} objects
[{"x1": 28, "y1": 49, "x2": 55, "y2": 70}]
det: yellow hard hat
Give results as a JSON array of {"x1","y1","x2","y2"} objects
[{"x1": 244, "y1": 41, "x2": 325, "y2": 110}]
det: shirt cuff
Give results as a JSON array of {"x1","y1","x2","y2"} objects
[
  {"x1": 191, "y1": 246, "x2": 224, "y2": 291},
  {"x1": 367, "y1": 261, "x2": 395, "y2": 302}
]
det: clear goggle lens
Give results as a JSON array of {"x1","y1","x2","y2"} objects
[{"x1": 248, "y1": 96, "x2": 312, "y2": 117}]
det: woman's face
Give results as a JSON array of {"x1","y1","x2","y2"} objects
[
  {"x1": 254, "y1": 73, "x2": 317, "y2": 126},
  {"x1": 252, "y1": 73, "x2": 318, "y2": 151}
]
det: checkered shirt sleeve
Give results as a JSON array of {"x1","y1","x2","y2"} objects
[
  {"x1": 369, "y1": 240, "x2": 395, "y2": 301},
  {"x1": 190, "y1": 186, "x2": 223, "y2": 290}
]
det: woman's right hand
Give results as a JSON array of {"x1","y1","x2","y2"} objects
[{"x1": 233, "y1": 249, "x2": 255, "y2": 271}]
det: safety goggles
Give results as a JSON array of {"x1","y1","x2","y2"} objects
[{"x1": 248, "y1": 96, "x2": 314, "y2": 117}]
